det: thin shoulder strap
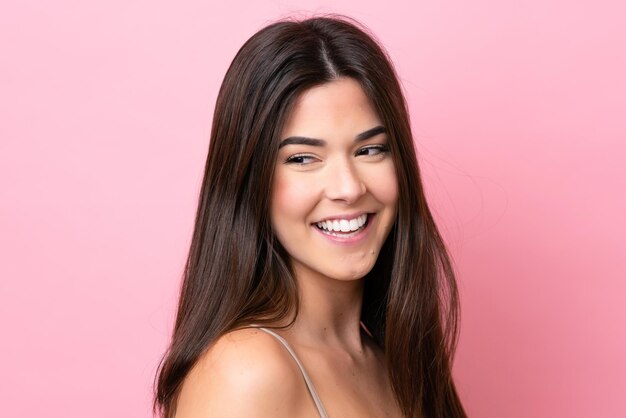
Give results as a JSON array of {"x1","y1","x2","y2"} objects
[{"x1": 252, "y1": 326, "x2": 329, "y2": 418}]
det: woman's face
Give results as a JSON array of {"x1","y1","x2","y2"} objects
[{"x1": 271, "y1": 77, "x2": 398, "y2": 282}]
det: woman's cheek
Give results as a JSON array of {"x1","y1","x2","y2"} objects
[
  {"x1": 271, "y1": 170, "x2": 319, "y2": 222},
  {"x1": 364, "y1": 163, "x2": 398, "y2": 205}
]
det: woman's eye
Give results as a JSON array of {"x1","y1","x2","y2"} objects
[
  {"x1": 356, "y1": 145, "x2": 389, "y2": 157},
  {"x1": 285, "y1": 154, "x2": 318, "y2": 165}
]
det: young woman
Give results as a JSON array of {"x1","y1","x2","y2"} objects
[{"x1": 154, "y1": 16, "x2": 467, "y2": 418}]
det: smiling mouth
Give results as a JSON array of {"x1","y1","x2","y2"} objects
[{"x1": 313, "y1": 213, "x2": 371, "y2": 237}]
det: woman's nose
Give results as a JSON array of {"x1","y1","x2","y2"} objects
[{"x1": 323, "y1": 160, "x2": 367, "y2": 204}]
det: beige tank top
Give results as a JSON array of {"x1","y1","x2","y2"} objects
[{"x1": 249, "y1": 326, "x2": 330, "y2": 418}]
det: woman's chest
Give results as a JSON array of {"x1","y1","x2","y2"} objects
[{"x1": 302, "y1": 349, "x2": 404, "y2": 418}]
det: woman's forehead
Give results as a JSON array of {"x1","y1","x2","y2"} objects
[{"x1": 280, "y1": 78, "x2": 382, "y2": 141}]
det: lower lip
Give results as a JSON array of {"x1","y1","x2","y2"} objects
[{"x1": 312, "y1": 214, "x2": 375, "y2": 245}]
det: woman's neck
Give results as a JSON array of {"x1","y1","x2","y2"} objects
[{"x1": 285, "y1": 262, "x2": 366, "y2": 353}]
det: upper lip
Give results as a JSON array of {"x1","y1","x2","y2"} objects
[{"x1": 313, "y1": 211, "x2": 372, "y2": 224}]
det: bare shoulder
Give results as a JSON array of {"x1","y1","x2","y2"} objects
[{"x1": 175, "y1": 327, "x2": 309, "y2": 418}]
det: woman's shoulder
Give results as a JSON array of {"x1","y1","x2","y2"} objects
[{"x1": 175, "y1": 327, "x2": 309, "y2": 417}]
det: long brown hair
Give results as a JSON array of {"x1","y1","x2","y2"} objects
[{"x1": 154, "y1": 16, "x2": 466, "y2": 418}]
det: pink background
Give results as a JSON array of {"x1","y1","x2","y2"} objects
[{"x1": 1, "y1": 1, "x2": 624, "y2": 417}]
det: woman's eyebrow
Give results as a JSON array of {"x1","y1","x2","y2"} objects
[
  {"x1": 279, "y1": 125, "x2": 386, "y2": 148},
  {"x1": 355, "y1": 125, "x2": 386, "y2": 141}
]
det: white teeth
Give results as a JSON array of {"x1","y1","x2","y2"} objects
[{"x1": 316, "y1": 214, "x2": 369, "y2": 233}]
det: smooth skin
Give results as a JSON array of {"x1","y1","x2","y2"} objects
[{"x1": 176, "y1": 78, "x2": 403, "y2": 417}]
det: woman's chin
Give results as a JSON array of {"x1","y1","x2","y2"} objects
[{"x1": 323, "y1": 263, "x2": 376, "y2": 282}]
